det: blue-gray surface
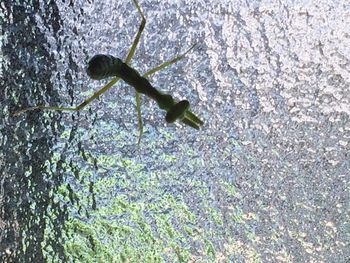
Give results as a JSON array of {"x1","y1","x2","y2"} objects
[{"x1": 1, "y1": 0, "x2": 349, "y2": 262}]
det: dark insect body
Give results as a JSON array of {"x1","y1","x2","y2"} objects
[{"x1": 13, "y1": 0, "x2": 203, "y2": 141}]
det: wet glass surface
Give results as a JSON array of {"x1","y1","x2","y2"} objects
[{"x1": 1, "y1": 0, "x2": 349, "y2": 262}]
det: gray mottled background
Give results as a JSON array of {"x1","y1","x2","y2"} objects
[{"x1": 1, "y1": 0, "x2": 349, "y2": 262}]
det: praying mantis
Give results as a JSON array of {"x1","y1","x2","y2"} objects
[{"x1": 13, "y1": 0, "x2": 203, "y2": 143}]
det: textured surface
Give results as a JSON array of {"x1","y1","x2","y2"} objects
[{"x1": 1, "y1": 0, "x2": 349, "y2": 262}]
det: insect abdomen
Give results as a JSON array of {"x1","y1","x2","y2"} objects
[{"x1": 86, "y1": 54, "x2": 122, "y2": 80}]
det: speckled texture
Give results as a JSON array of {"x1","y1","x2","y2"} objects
[{"x1": 1, "y1": 0, "x2": 349, "y2": 262}]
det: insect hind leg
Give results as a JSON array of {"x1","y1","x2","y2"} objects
[
  {"x1": 124, "y1": 0, "x2": 146, "y2": 64},
  {"x1": 143, "y1": 44, "x2": 197, "y2": 77}
]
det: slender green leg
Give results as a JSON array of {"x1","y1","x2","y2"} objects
[
  {"x1": 135, "y1": 93, "x2": 143, "y2": 144},
  {"x1": 184, "y1": 111, "x2": 203, "y2": 125},
  {"x1": 14, "y1": 1, "x2": 145, "y2": 118},
  {"x1": 135, "y1": 44, "x2": 195, "y2": 142},
  {"x1": 13, "y1": 0, "x2": 202, "y2": 139},
  {"x1": 140, "y1": 44, "x2": 203, "y2": 129},
  {"x1": 124, "y1": 1, "x2": 201, "y2": 142},
  {"x1": 143, "y1": 44, "x2": 197, "y2": 77},
  {"x1": 134, "y1": 44, "x2": 200, "y2": 142},
  {"x1": 12, "y1": 77, "x2": 120, "y2": 116},
  {"x1": 122, "y1": 0, "x2": 146, "y2": 143},
  {"x1": 181, "y1": 110, "x2": 203, "y2": 130},
  {"x1": 125, "y1": 0, "x2": 146, "y2": 64}
]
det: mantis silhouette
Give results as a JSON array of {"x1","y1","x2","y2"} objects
[{"x1": 13, "y1": 0, "x2": 203, "y2": 143}]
